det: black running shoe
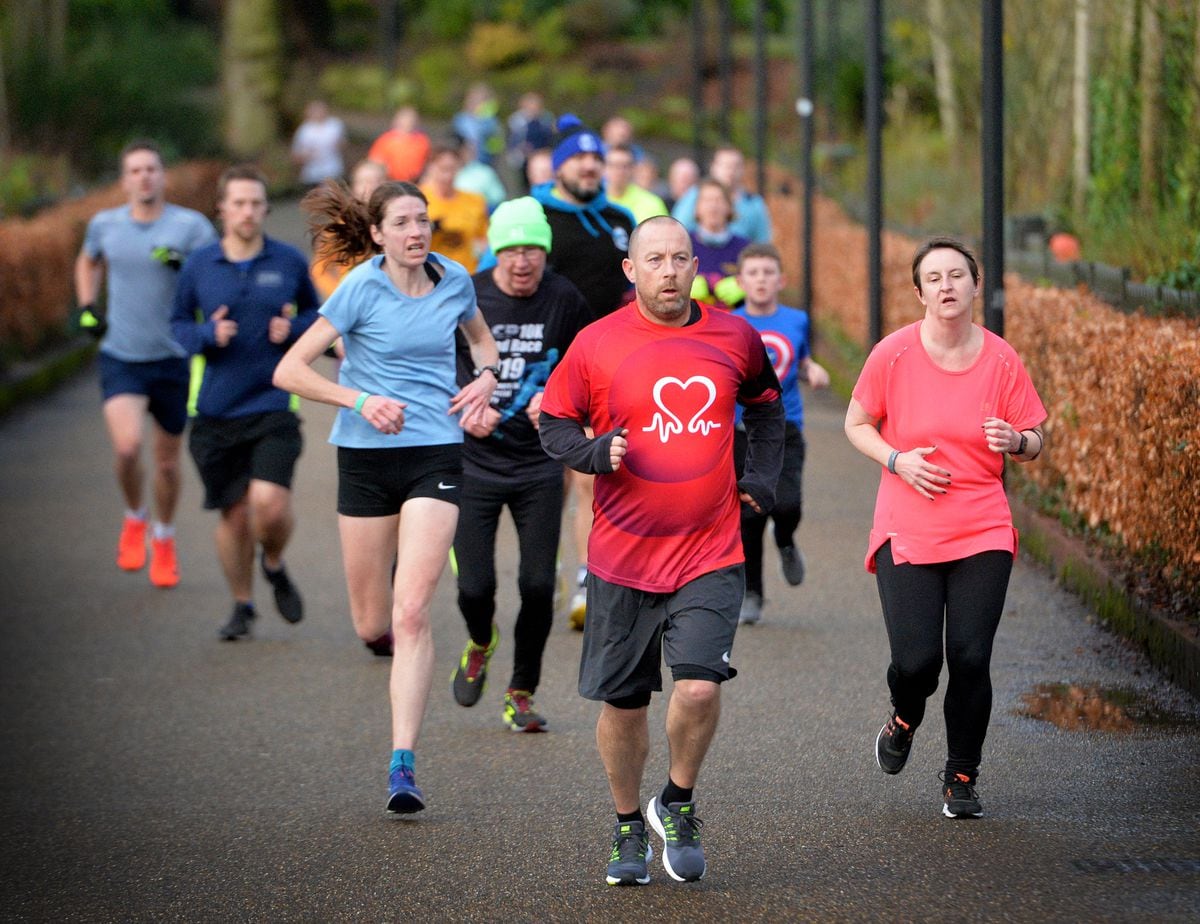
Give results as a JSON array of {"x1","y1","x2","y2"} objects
[
  {"x1": 606, "y1": 819, "x2": 653, "y2": 886},
  {"x1": 778, "y1": 544, "x2": 806, "y2": 585},
  {"x1": 940, "y1": 771, "x2": 983, "y2": 818},
  {"x1": 261, "y1": 554, "x2": 303, "y2": 624},
  {"x1": 364, "y1": 630, "x2": 393, "y2": 657},
  {"x1": 451, "y1": 623, "x2": 498, "y2": 707},
  {"x1": 219, "y1": 602, "x2": 256, "y2": 640},
  {"x1": 875, "y1": 713, "x2": 915, "y2": 774}
]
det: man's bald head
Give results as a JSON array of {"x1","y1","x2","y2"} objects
[
  {"x1": 627, "y1": 215, "x2": 692, "y2": 262},
  {"x1": 623, "y1": 216, "x2": 697, "y2": 326}
]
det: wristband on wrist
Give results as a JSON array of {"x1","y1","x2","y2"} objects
[
  {"x1": 472, "y1": 364, "x2": 500, "y2": 379},
  {"x1": 887, "y1": 449, "x2": 900, "y2": 474},
  {"x1": 352, "y1": 392, "x2": 370, "y2": 415},
  {"x1": 1009, "y1": 432, "x2": 1028, "y2": 456}
]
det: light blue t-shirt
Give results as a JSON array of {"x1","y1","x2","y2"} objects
[
  {"x1": 320, "y1": 253, "x2": 478, "y2": 448},
  {"x1": 83, "y1": 203, "x2": 217, "y2": 362}
]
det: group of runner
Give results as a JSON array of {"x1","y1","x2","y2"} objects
[{"x1": 76, "y1": 115, "x2": 1045, "y2": 886}]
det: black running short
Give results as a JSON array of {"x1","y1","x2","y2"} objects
[
  {"x1": 577, "y1": 564, "x2": 744, "y2": 702},
  {"x1": 336, "y1": 443, "x2": 462, "y2": 517},
  {"x1": 188, "y1": 411, "x2": 303, "y2": 510}
]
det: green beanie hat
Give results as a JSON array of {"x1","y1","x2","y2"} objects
[{"x1": 487, "y1": 196, "x2": 553, "y2": 255}]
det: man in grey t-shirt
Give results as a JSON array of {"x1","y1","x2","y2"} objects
[{"x1": 74, "y1": 139, "x2": 216, "y2": 588}]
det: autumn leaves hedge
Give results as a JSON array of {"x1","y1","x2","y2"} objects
[{"x1": 0, "y1": 161, "x2": 225, "y2": 355}]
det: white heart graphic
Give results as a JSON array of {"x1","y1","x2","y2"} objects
[{"x1": 642, "y1": 376, "x2": 722, "y2": 444}]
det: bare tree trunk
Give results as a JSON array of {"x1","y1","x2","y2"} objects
[
  {"x1": 46, "y1": 0, "x2": 68, "y2": 71},
  {"x1": 1138, "y1": 0, "x2": 1161, "y2": 209},
  {"x1": 927, "y1": 0, "x2": 959, "y2": 145},
  {"x1": 1072, "y1": 0, "x2": 1090, "y2": 216},
  {"x1": 222, "y1": 0, "x2": 283, "y2": 157},
  {"x1": 0, "y1": 36, "x2": 9, "y2": 155}
]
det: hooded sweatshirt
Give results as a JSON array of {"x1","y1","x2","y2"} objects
[{"x1": 531, "y1": 182, "x2": 635, "y2": 320}]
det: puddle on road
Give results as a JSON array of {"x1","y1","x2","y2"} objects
[{"x1": 1018, "y1": 683, "x2": 1200, "y2": 732}]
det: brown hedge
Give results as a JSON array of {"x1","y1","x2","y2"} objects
[
  {"x1": 0, "y1": 161, "x2": 225, "y2": 354},
  {"x1": 766, "y1": 179, "x2": 1200, "y2": 597}
]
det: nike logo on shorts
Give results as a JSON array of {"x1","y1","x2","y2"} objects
[
  {"x1": 721, "y1": 651, "x2": 731, "y2": 664},
  {"x1": 437, "y1": 482, "x2": 455, "y2": 490}
]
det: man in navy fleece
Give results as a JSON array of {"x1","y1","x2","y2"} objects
[{"x1": 171, "y1": 165, "x2": 320, "y2": 641}]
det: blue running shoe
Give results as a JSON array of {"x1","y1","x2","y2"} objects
[
  {"x1": 386, "y1": 766, "x2": 426, "y2": 814},
  {"x1": 605, "y1": 819, "x2": 653, "y2": 886},
  {"x1": 647, "y1": 796, "x2": 706, "y2": 882}
]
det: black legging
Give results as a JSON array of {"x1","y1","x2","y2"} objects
[
  {"x1": 453, "y1": 474, "x2": 563, "y2": 693},
  {"x1": 874, "y1": 541, "x2": 1013, "y2": 777},
  {"x1": 736, "y1": 423, "x2": 805, "y2": 595}
]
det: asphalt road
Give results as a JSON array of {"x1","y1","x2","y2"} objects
[{"x1": 1, "y1": 203, "x2": 1197, "y2": 922}]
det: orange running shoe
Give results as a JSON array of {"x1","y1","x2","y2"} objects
[
  {"x1": 117, "y1": 517, "x2": 148, "y2": 571},
  {"x1": 149, "y1": 536, "x2": 180, "y2": 588}
]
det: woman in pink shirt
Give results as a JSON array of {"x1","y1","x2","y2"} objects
[{"x1": 844, "y1": 237, "x2": 1046, "y2": 820}]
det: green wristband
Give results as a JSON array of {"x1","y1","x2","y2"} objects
[{"x1": 353, "y1": 392, "x2": 370, "y2": 415}]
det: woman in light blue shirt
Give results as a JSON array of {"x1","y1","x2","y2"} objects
[{"x1": 275, "y1": 181, "x2": 499, "y2": 816}]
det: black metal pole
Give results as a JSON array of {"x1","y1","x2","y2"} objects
[
  {"x1": 754, "y1": 0, "x2": 768, "y2": 196},
  {"x1": 719, "y1": 1, "x2": 733, "y2": 140},
  {"x1": 982, "y1": 1, "x2": 1005, "y2": 336},
  {"x1": 692, "y1": 0, "x2": 705, "y2": 166},
  {"x1": 866, "y1": 0, "x2": 883, "y2": 346},
  {"x1": 825, "y1": 0, "x2": 840, "y2": 139},
  {"x1": 799, "y1": 0, "x2": 815, "y2": 313}
]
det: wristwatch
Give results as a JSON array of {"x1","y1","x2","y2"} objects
[
  {"x1": 472, "y1": 364, "x2": 501, "y2": 379},
  {"x1": 1009, "y1": 432, "x2": 1028, "y2": 456}
]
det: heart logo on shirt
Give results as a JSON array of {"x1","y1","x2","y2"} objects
[{"x1": 642, "y1": 375, "x2": 722, "y2": 444}]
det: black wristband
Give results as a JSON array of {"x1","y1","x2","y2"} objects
[
  {"x1": 1009, "y1": 432, "x2": 1028, "y2": 456},
  {"x1": 472, "y1": 364, "x2": 500, "y2": 379}
]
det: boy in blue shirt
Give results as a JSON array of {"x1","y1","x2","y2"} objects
[
  {"x1": 732, "y1": 243, "x2": 829, "y2": 624},
  {"x1": 171, "y1": 165, "x2": 320, "y2": 640}
]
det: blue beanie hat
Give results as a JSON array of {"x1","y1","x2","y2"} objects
[{"x1": 551, "y1": 113, "x2": 605, "y2": 173}]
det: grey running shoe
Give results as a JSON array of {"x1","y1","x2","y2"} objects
[
  {"x1": 502, "y1": 689, "x2": 547, "y2": 732},
  {"x1": 605, "y1": 819, "x2": 653, "y2": 886},
  {"x1": 738, "y1": 591, "x2": 763, "y2": 625},
  {"x1": 779, "y1": 545, "x2": 806, "y2": 585},
  {"x1": 647, "y1": 796, "x2": 706, "y2": 882},
  {"x1": 940, "y1": 771, "x2": 983, "y2": 818},
  {"x1": 218, "y1": 602, "x2": 256, "y2": 641},
  {"x1": 451, "y1": 623, "x2": 498, "y2": 707},
  {"x1": 875, "y1": 713, "x2": 915, "y2": 774}
]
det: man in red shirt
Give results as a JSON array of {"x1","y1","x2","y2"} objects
[{"x1": 539, "y1": 216, "x2": 784, "y2": 886}]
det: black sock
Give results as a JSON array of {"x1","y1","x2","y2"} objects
[
  {"x1": 661, "y1": 778, "x2": 692, "y2": 806},
  {"x1": 617, "y1": 809, "x2": 644, "y2": 824}
]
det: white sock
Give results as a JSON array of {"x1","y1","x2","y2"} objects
[
  {"x1": 152, "y1": 522, "x2": 174, "y2": 540},
  {"x1": 125, "y1": 508, "x2": 147, "y2": 522}
]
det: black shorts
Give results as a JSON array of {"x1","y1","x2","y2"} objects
[
  {"x1": 188, "y1": 411, "x2": 303, "y2": 510},
  {"x1": 336, "y1": 443, "x2": 463, "y2": 517},
  {"x1": 97, "y1": 353, "x2": 190, "y2": 436},
  {"x1": 578, "y1": 564, "x2": 744, "y2": 702}
]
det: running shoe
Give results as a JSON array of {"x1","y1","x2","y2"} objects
[
  {"x1": 148, "y1": 536, "x2": 180, "y2": 588},
  {"x1": 502, "y1": 689, "x2": 547, "y2": 732},
  {"x1": 875, "y1": 713, "x2": 915, "y2": 775},
  {"x1": 606, "y1": 819, "x2": 653, "y2": 886},
  {"x1": 218, "y1": 602, "x2": 256, "y2": 641},
  {"x1": 940, "y1": 771, "x2": 983, "y2": 818},
  {"x1": 738, "y1": 591, "x2": 763, "y2": 625},
  {"x1": 386, "y1": 765, "x2": 426, "y2": 814},
  {"x1": 117, "y1": 516, "x2": 147, "y2": 571},
  {"x1": 261, "y1": 554, "x2": 304, "y2": 624},
  {"x1": 364, "y1": 630, "x2": 393, "y2": 657},
  {"x1": 646, "y1": 796, "x2": 706, "y2": 882},
  {"x1": 568, "y1": 590, "x2": 587, "y2": 632},
  {"x1": 779, "y1": 545, "x2": 806, "y2": 586},
  {"x1": 451, "y1": 623, "x2": 499, "y2": 707}
]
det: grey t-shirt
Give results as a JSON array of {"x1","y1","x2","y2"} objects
[{"x1": 83, "y1": 203, "x2": 217, "y2": 362}]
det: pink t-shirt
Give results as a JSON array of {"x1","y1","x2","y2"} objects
[{"x1": 852, "y1": 321, "x2": 1047, "y2": 573}]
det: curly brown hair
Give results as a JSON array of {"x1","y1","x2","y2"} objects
[{"x1": 301, "y1": 180, "x2": 427, "y2": 268}]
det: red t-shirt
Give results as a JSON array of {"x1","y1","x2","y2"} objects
[
  {"x1": 852, "y1": 321, "x2": 1047, "y2": 572},
  {"x1": 541, "y1": 302, "x2": 779, "y2": 592}
]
